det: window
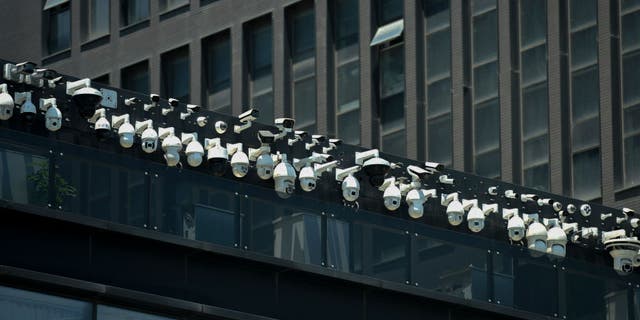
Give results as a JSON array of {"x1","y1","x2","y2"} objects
[
  {"x1": 519, "y1": 0, "x2": 549, "y2": 191},
  {"x1": 471, "y1": 0, "x2": 500, "y2": 178},
  {"x1": 83, "y1": 0, "x2": 110, "y2": 41},
  {"x1": 289, "y1": 4, "x2": 316, "y2": 132},
  {"x1": 203, "y1": 32, "x2": 231, "y2": 114},
  {"x1": 45, "y1": 2, "x2": 71, "y2": 54},
  {"x1": 425, "y1": 0, "x2": 452, "y2": 166},
  {"x1": 0, "y1": 286, "x2": 92, "y2": 320},
  {"x1": 620, "y1": 0, "x2": 640, "y2": 187},
  {"x1": 121, "y1": 60, "x2": 149, "y2": 94},
  {"x1": 92, "y1": 74, "x2": 110, "y2": 85},
  {"x1": 377, "y1": 0, "x2": 405, "y2": 156},
  {"x1": 161, "y1": 46, "x2": 190, "y2": 103},
  {"x1": 570, "y1": 0, "x2": 600, "y2": 200},
  {"x1": 97, "y1": 305, "x2": 176, "y2": 320},
  {"x1": 120, "y1": 0, "x2": 149, "y2": 27},
  {"x1": 246, "y1": 19, "x2": 274, "y2": 124},
  {"x1": 333, "y1": 0, "x2": 360, "y2": 144},
  {"x1": 159, "y1": 0, "x2": 188, "y2": 12}
]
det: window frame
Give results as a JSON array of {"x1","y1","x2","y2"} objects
[
  {"x1": 44, "y1": 2, "x2": 71, "y2": 55},
  {"x1": 288, "y1": 3, "x2": 317, "y2": 132},
  {"x1": 245, "y1": 18, "x2": 275, "y2": 124},
  {"x1": 202, "y1": 31, "x2": 232, "y2": 113},
  {"x1": 83, "y1": 0, "x2": 111, "y2": 42}
]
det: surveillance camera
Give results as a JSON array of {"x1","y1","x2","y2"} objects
[
  {"x1": 526, "y1": 221, "x2": 548, "y2": 256},
  {"x1": 603, "y1": 235, "x2": 640, "y2": 275},
  {"x1": 256, "y1": 153, "x2": 274, "y2": 180},
  {"x1": 305, "y1": 134, "x2": 326, "y2": 150},
  {"x1": 407, "y1": 165, "x2": 429, "y2": 181},
  {"x1": 580, "y1": 204, "x2": 591, "y2": 217},
  {"x1": 439, "y1": 175, "x2": 454, "y2": 184},
  {"x1": 88, "y1": 109, "x2": 110, "y2": 141},
  {"x1": 215, "y1": 121, "x2": 228, "y2": 134},
  {"x1": 144, "y1": 94, "x2": 160, "y2": 111},
  {"x1": 504, "y1": 190, "x2": 517, "y2": 199},
  {"x1": 503, "y1": 208, "x2": 525, "y2": 241},
  {"x1": 181, "y1": 133, "x2": 204, "y2": 167},
  {"x1": 406, "y1": 189, "x2": 430, "y2": 219},
  {"x1": 234, "y1": 109, "x2": 258, "y2": 134},
  {"x1": 111, "y1": 115, "x2": 135, "y2": 148},
  {"x1": 467, "y1": 206, "x2": 485, "y2": 233},
  {"x1": 124, "y1": 97, "x2": 141, "y2": 106},
  {"x1": 14, "y1": 92, "x2": 36, "y2": 123},
  {"x1": 205, "y1": 138, "x2": 228, "y2": 177},
  {"x1": 135, "y1": 120, "x2": 158, "y2": 153},
  {"x1": 197, "y1": 116, "x2": 208, "y2": 127},
  {"x1": 546, "y1": 225, "x2": 567, "y2": 257},
  {"x1": 379, "y1": 178, "x2": 402, "y2": 211},
  {"x1": 520, "y1": 193, "x2": 538, "y2": 203},
  {"x1": 228, "y1": 143, "x2": 250, "y2": 178},
  {"x1": 362, "y1": 157, "x2": 391, "y2": 188},
  {"x1": 273, "y1": 154, "x2": 296, "y2": 198},
  {"x1": 161, "y1": 134, "x2": 182, "y2": 167},
  {"x1": 275, "y1": 117, "x2": 295, "y2": 130},
  {"x1": 168, "y1": 98, "x2": 179, "y2": 107},
  {"x1": 288, "y1": 130, "x2": 308, "y2": 146},
  {"x1": 45, "y1": 104, "x2": 62, "y2": 132},
  {"x1": 443, "y1": 195, "x2": 464, "y2": 226},
  {"x1": 299, "y1": 166, "x2": 317, "y2": 192},
  {"x1": 258, "y1": 130, "x2": 276, "y2": 145},
  {"x1": 322, "y1": 138, "x2": 342, "y2": 153},
  {"x1": 623, "y1": 208, "x2": 636, "y2": 217},
  {"x1": 0, "y1": 84, "x2": 14, "y2": 120},
  {"x1": 487, "y1": 186, "x2": 498, "y2": 196},
  {"x1": 336, "y1": 166, "x2": 361, "y2": 202},
  {"x1": 15, "y1": 62, "x2": 36, "y2": 75},
  {"x1": 66, "y1": 79, "x2": 102, "y2": 118},
  {"x1": 424, "y1": 161, "x2": 444, "y2": 171},
  {"x1": 566, "y1": 204, "x2": 577, "y2": 214}
]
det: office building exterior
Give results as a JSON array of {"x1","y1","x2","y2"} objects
[{"x1": 0, "y1": 0, "x2": 640, "y2": 319}]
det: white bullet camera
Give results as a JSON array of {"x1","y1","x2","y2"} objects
[
  {"x1": 135, "y1": 120, "x2": 158, "y2": 153},
  {"x1": 144, "y1": 94, "x2": 160, "y2": 111},
  {"x1": 205, "y1": 138, "x2": 228, "y2": 177},
  {"x1": 336, "y1": 166, "x2": 361, "y2": 202},
  {"x1": 14, "y1": 91, "x2": 36, "y2": 123},
  {"x1": 112, "y1": 114, "x2": 135, "y2": 148},
  {"x1": 182, "y1": 133, "x2": 204, "y2": 167},
  {"x1": 227, "y1": 143, "x2": 250, "y2": 178},
  {"x1": 0, "y1": 84, "x2": 14, "y2": 120},
  {"x1": 380, "y1": 177, "x2": 402, "y2": 211},
  {"x1": 159, "y1": 128, "x2": 182, "y2": 167},
  {"x1": 66, "y1": 79, "x2": 102, "y2": 119},
  {"x1": 322, "y1": 138, "x2": 342, "y2": 153},
  {"x1": 273, "y1": 154, "x2": 296, "y2": 198},
  {"x1": 424, "y1": 161, "x2": 444, "y2": 172},
  {"x1": 39, "y1": 98, "x2": 62, "y2": 132},
  {"x1": 503, "y1": 208, "x2": 525, "y2": 242},
  {"x1": 235, "y1": 108, "x2": 258, "y2": 134},
  {"x1": 288, "y1": 130, "x2": 308, "y2": 146},
  {"x1": 305, "y1": 134, "x2": 326, "y2": 150},
  {"x1": 3, "y1": 61, "x2": 36, "y2": 82}
]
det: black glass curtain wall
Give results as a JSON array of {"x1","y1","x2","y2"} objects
[
  {"x1": 203, "y1": 32, "x2": 231, "y2": 114},
  {"x1": 246, "y1": 19, "x2": 274, "y2": 125},
  {"x1": 289, "y1": 5, "x2": 317, "y2": 132},
  {"x1": 161, "y1": 46, "x2": 190, "y2": 103},
  {"x1": 620, "y1": 0, "x2": 640, "y2": 188},
  {"x1": 121, "y1": 60, "x2": 150, "y2": 95},
  {"x1": 46, "y1": 3, "x2": 71, "y2": 54}
]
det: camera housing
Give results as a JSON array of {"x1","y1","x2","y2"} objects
[
  {"x1": 45, "y1": 104, "x2": 62, "y2": 132},
  {"x1": 182, "y1": 133, "x2": 204, "y2": 167},
  {"x1": 546, "y1": 224, "x2": 568, "y2": 257},
  {"x1": 135, "y1": 120, "x2": 158, "y2": 153},
  {"x1": 161, "y1": 132, "x2": 182, "y2": 167},
  {"x1": 603, "y1": 231, "x2": 640, "y2": 275},
  {"x1": 526, "y1": 221, "x2": 548, "y2": 256},
  {"x1": 205, "y1": 138, "x2": 228, "y2": 177},
  {"x1": 228, "y1": 143, "x2": 250, "y2": 178},
  {"x1": 234, "y1": 109, "x2": 259, "y2": 134},
  {"x1": 0, "y1": 84, "x2": 14, "y2": 120},
  {"x1": 88, "y1": 108, "x2": 111, "y2": 141},
  {"x1": 336, "y1": 166, "x2": 361, "y2": 202},
  {"x1": 406, "y1": 189, "x2": 426, "y2": 219},
  {"x1": 380, "y1": 177, "x2": 401, "y2": 211},
  {"x1": 112, "y1": 114, "x2": 135, "y2": 148},
  {"x1": 467, "y1": 205, "x2": 485, "y2": 233},
  {"x1": 299, "y1": 166, "x2": 317, "y2": 192},
  {"x1": 502, "y1": 208, "x2": 525, "y2": 241},
  {"x1": 273, "y1": 154, "x2": 296, "y2": 198},
  {"x1": 66, "y1": 79, "x2": 102, "y2": 119},
  {"x1": 14, "y1": 91, "x2": 36, "y2": 123}
]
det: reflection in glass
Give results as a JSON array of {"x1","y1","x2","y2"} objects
[
  {"x1": 379, "y1": 44, "x2": 405, "y2": 156},
  {"x1": 352, "y1": 223, "x2": 408, "y2": 283},
  {"x1": 121, "y1": 0, "x2": 149, "y2": 27},
  {"x1": 247, "y1": 22, "x2": 274, "y2": 124},
  {"x1": 98, "y1": 304, "x2": 175, "y2": 320},
  {"x1": 290, "y1": 7, "x2": 316, "y2": 132},
  {"x1": 0, "y1": 148, "x2": 52, "y2": 207},
  {"x1": 161, "y1": 46, "x2": 190, "y2": 103},
  {"x1": 334, "y1": 0, "x2": 360, "y2": 144},
  {"x1": 203, "y1": 33, "x2": 231, "y2": 114},
  {"x1": 121, "y1": 60, "x2": 150, "y2": 95},
  {"x1": 0, "y1": 285, "x2": 92, "y2": 320},
  {"x1": 622, "y1": 4, "x2": 640, "y2": 187},
  {"x1": 47, "y1": 5, "x2": 71, "y2": 54}
]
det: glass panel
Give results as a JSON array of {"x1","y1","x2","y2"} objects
[
  {"x1": 474, "y1": 98, "x2": 500, "y2": 153},
  {"x1": 161, "y1": 46, "x2": 190, "y2": 103},
  {"x1": 428, "y1": 114, "x2": 452, "y2": 165},
  {"x1": 337, "y1": 60, "x2": 360, "y2": 110},
  {"x1": 569, "y1": 0, "x2": 597, "y2": 30},
  {"x1": 159, "y1": 0, "x2": 188, "y2": 12},
  {"x1": 522, "y1": 83, "x2": 548, "y2": 139},
  {"x1": 523, "y1": 134, "x2": 549, "y2": 167},
  {"x1": 204, "y1": 35, "x2": 231, "y2": 113},
  {"x1": 564, "y1": 264, "x2": 629, "y2": 320},
  {"x1": 89, "y1": 0, "x2": 110, "y2": 38},
  {"x1": 48, "y1": 7, "x2": 71, "y2": 54},
  {"x1": 291, "y1": 8, "x2": 315, "y2": 57},
  {"x1": 380, "y1": 93, "x2": 405, "y2": 132},
  {"x1": 623, "y1": 0, "x2": 640, "y2": 11},
  {"x1": 414, "y1": 235, "x2": 487, "y2": 300},
  {"x1": 249, "y1": 23, "x2": 273, "y2": 123},
  {"x1": 623, "y1": 51, "x2": 640, "y2": 106},
  {"x1": 252, "y1": 90, "x2": 274, "y2": 125},
  {"x1": 523, "y1": 163, "x2": 549, "y2": 191},
  {"x1": 382, "y1": 130, "x2": 406, "y2": 156},
  {"x1": 624, "y1": 103, "x2": 640, "y2": 135},
  {"x1": 337, "y1": 109, "x2": 361, "y2": 145},
  {"x1": 121, "y1": 61, "x2": 149, "y2": 94},
  {"x1": 573, "y1": 148, "x2": 601, "y2": 200},
  {"x1": 355, "y1": 224, "x2": 408, "y2": 282},
  {"x1": 370, "y1": 19, "x2": 404, "y2": 46},
  {"x1": 334, "y1": 0, "x2": 359, "y2": 49},
  {"x1": 425, "y1": 0, "x2": 450, "y2": 31},
  {"x1": 475, "y1": 148, "x2": 500, "y2": 179},
  {"x1": 427, "y1": 29, "x2": 451, "y2": 79},
  {"x1": 472, "y1": 9, "x2": 497, "y2": 63},
  {"x1": 622, "y1": 10, "x2": 640, "y2": 53},
  {"x1": 250, "y1": 24, "x2": 273, "y2": 71},
  {"x1": 473, "y1": 61, "x2": 498, "y2": 101},
  {"x1": 572, "y1": 116, "x2": 600, "y2": 150},
  {"x1": 294, "y1": 77, "x2": 316, "y2": 132},
  {"x1": 0, "y1": 148, "x2": 49, "y2": 207},
  {"x1": 520, "y1": 0, "x2": 546, "y2": 47},
  {"x1": 327, "y1": 218, "x2": 350, "y2": 271},
  {"x1": 624, "y1": 134, "x2": 640, "y2": 186},
  {"x1": 428, "y1": 77, "x2": 451, "y2": 116},
  {"x1": 378, "y1": 0, "x2": 403, "y2": 25},
  {"x1": 123, "y1": 0, "x2": 149, "y2": 26},
  {"x1": 380, "y1": 45, "x2": 405, "y2": 98},
  {"x1": 571, "y1": 26, "x2": 598, "y2": 70},
  {"x1": 571, "y1": 66, "x2": 599, "y2": 121},
  {"x1": 98, "y1": 305, "x2": 175, "y2": 320},
  {"x1": 0, "y1": 286, "x2": 92, "y2": 320},
  {"x1": 472, "y1": 0, "x2": 496, "y2": 15},
  {"x1": 521, "y1": 44, "x2": 547, "y2": 87},
  {"x1": 150, "y1": 170, "x2": 235, "y2": 239}
]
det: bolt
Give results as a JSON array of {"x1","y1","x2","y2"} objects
[
  {"x1": 58, "y1": 205, "x2": 62, "y2": 210},
  {"x1": 154, "y1": 174, "x2": 158, "y2": 178},
  {"x1": 414, "y1": 282, "x2": 419, "y2": 286},
  {"x1": 48, "y1": 203, "x2": 52, "y2": 208},
  {"x1": 59, "y1": 152, "x2": 63, "y2": 156}
]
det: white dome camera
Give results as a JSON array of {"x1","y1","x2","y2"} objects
[
  {"x1": 299, "y1": 166, "x2": 317, "y2": 192},
  {"x1": 0, "y1": 84, "x2": 14, "y2": 120},
  {"x1": 380, "y1": 178, "x2": 401, "y2": 211},
  {"x1": 39, "y1": 97, "x2": 62, "y2": 132},
  {"x1": 228, "y1": 143, "x2": 250, "y2": 178},
  {"x1": 161, "y1": 133, "x2": 182, "y2": 167},
  {"x1": 14, "y1": 91, "x2": 36, "y2": 123},
  {"x1": 546, "y1": 224, "x2": 568, "y2": 257},
  {"x1": 112, "y1": 114, "x2": 134, "y2": 148},
  {"x1": 273, "y1": 154, "x2": 296, "y2": 198},
  {"x1": 182, "y1": 133, "x2": 204, "y2": 167},
  {"x1": 66, "y1": 79, "x2": 102, "y2": 119},
  {"x1": 467, "y1": 206, "x2": 485, "y2": 233},
  {"x1": 89, "y1": 108, "x2": 111, "y2": 141},
  {"x1": 603, "y1": 231, "x2": 640, "y2": 275},
  {"x1": 256, "y1": 153, "x2": 274, "y2": 180},
  {"x1": 336, "y1": 165, "x2": 361, "y2": 202},
  {"x1": 406, "y1": 189, "x2": 426, "y2": 219},
  {"x1": 526, "y1": 221, "x2": 548, "y2": 256},
  {"x1": 205, "y1": 138, "x2": 228, "y2": 177},
  {"x1": 135, "y1": 120, "x2": 158, "y2": 153},
  {"x1": 446, "y1": 197, "x2": 464, "y2": 226},
  {"x1": 503, "y1": 208, "x2": 525, "y2": 241}
]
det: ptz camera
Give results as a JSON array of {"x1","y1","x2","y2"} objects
[
  {"x1": 273, "y1": 154, "x2": 296, "y2": 198},
  {"x1": 336, "y1": 166, "x2": 361, "y2": 202},
  {"x1": 466, "y1": 203, "x2": 498, "y2": 233},
  {"x1": 356, "y1": 149, "x2": 392, "y2": 187},
  {"x1": 228, "y1": 143, "x2": 250, "y2": 178},
  {"x1": 380, "y1": 177, "x2": 401, "y2": 211},
  {"x1": 526, "y1": 220, "x2": 548, "y2": 257},
  {"x1": 546, "y1": 223, "x2": 568, "y2": 257},
  {"x1": 111, "y1": 114, "x2": 135, "y2": 148},
  {"x1": 503, "y1": 208, "x2": 525, "y2": 242},
  {"x1": 66, "y1": 79, "x2": 102, "y2": 119},
  {"x1": 0, "y1": 84, "x2": 14, "y2": 120},
  {"x1": 14, "y1": 92, "x2": 36, "y2": 123},
  {"x1": 205, "y1": 138, "x2": 228, "y2": 177},
  {"x1": 88, "y1": 108, "x2": 111, "y2": 141},
  {"x1": 135, "y1": 120, "x2": 158, "y2": 153},
  {"x1": 182, "y1": 133, "x2": 204, "y2": 167},
  {"x1": 602, "y1": 230, "x2": 640, "y2": 275},
  {"x1": 160, "y1": 129, "x2": 182, "y2": 167},
  {"x1": 39, "y1": 97, "x2": 62, "y2": 132}
]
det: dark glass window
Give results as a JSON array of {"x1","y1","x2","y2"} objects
[
  {"x1": 203, "y1": 32, "x2": 231, "y2": 114},
  {"x1": 97, "y1": 305, "x2": 176, "y2": 320},
  {"x1": 247, "y1": 20, "x2": 274, "y2": 124},
  {"x1": 333, "y1": 0, "x2": 360, "y2": 144},
  {"x1": 377, "y1": 0, "x2": 403, "y2": 24},
  {"x1": 425, "y1": 0, "x2": 452, "y2": 166},
  {"x1": 0, "y1": 148, "x2": 50, "y2": 208},
  {"x1": 121, "y1": 60, "x2": 149, "y2": 94},
  {"x1": 46, "y1": 3, "x2": 71, "y2": 54},
  {"x1": 570, "y1": 0, "x2": 600, "y2": 199},
  {"x1": 289, "y1": 5, "x2": 316, "y2": 132},
  {"x1": 92, "y1": 74, "x2": 110, "y2": 85},
  {"x1": 471, "y1": 0, "x2": 500, "y2": 178},
  {"x1": 0, "y1": 285, "x2": 92, "y2": 320},
  {"x1": 120, "y1": 0, "x2": 149, "y2": 27},
  {"x1": 83, "y1": 0, "x2": 110, "y2": 41},
  {"x1": 519, "y1": 0, "x2": 549, "y2": 191},
  {"x1": 379, "y1": 44, "x2": 405, "y2": 156},
  {"x1": 161, "y1": 46, "x2": 190, "y2": 103},
  {"x1": 159, "y1": 0, "x2": 188, "y2": 12}
]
